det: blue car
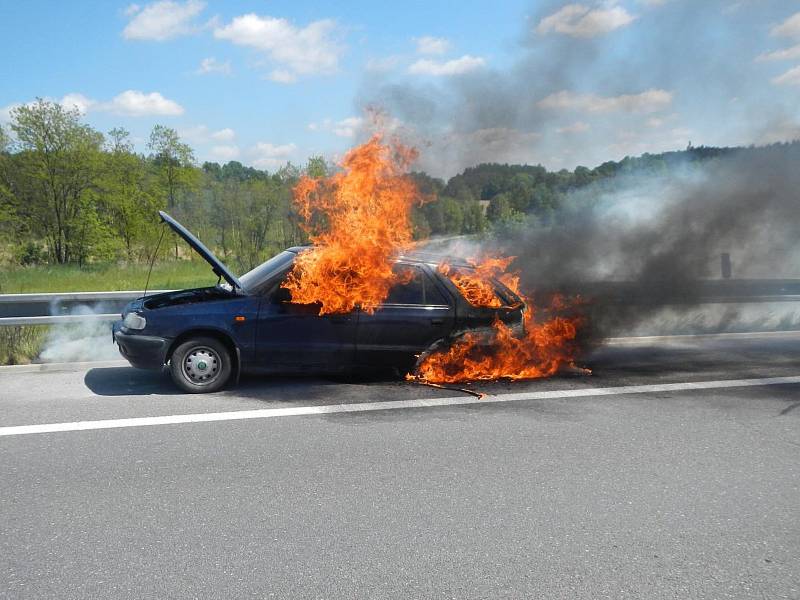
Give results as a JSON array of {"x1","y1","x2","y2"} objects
[{"x1": 113, "y1": 211, "x2": 525, "y2": 393}]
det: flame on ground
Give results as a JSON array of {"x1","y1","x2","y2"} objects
[{"x1": 282, "y1": 134, "x2": 420, "y2": 314}]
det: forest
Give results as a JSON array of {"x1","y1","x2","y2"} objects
[{"x1": 0, "y1": 98, "x2": 789, "y2": 280}]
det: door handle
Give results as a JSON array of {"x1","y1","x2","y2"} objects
[{"x1": 430, "y1": 318, "x2": 444, "y2": 325}]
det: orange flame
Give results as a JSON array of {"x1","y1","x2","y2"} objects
[
  {"x1": 282, "y1": 134, "x2": 420, "y2": 314},
  {"x1": 414, "y1": 256, "x2": 584, "y2": 383},
  {"x1": 437, "y1": 256, "x2": 516, "y2": 308},
  {"x1": 281, "y1": 129, "x2": 584, "y2": 384}
]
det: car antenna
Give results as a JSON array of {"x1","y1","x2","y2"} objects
[{"x1": 143, "y1": 224, "x2": 167, "y2": 299}]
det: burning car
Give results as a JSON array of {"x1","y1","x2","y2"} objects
[{"x1": 113, "y1": 212, "x2": 525, "y2": 393}]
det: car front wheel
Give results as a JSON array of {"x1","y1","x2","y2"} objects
[{"x1": 170, "y1": 337, "x2": 232, "y2": 393}]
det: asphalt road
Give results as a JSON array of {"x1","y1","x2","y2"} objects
[{"x1": 1, "y1": 333, "x2": 799, "y2": 599}]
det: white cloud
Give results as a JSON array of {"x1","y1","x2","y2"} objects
[
  {"x1": 180, "y1": 124, "x2": 236, "y2": 144},
  {"x1": 408, "y1": 55, "x2": 485, "y2": 76},
  {"x1": 772, "y1": 65, "x2": 800, "y2": 86},
  {"x1": 755, "y1": 44, "x2": 800, "y2": 62},
  {"x1": 308, "y1": 116, "x2": 363, "y2": 138},
  {"x1": 268, "y1": 69, "x2": 297, "y2": 84},
  {"x1": 556, "y1": 121, "x2": 590, "y2": 134},
  {"x1": 415, "y1": 36, "x2": 450, "y2": 55},
  {"x1": 2, "y1": 91, "x2": 183, "y2": 120},
  {"x1": 102, "y1": 90, "x2": 184, "y2": 116},
  {"x1": 179, "y1": 124, "x2": 211, "y2": 144},
  {"x1": 332, "y1": 117, "x2": 363, "y2": 138},
  {"x1": 251, "y1": 142, "x2": 297, "y2": 170},
  {"x1": 196, "y1": 57, "x2": 232, "y2": 75},
  {"x1": 59, "y1": 93, "x2": 96, "y2": 114},
  {"x1": 366, "y1": 55, "x2": 402, "y2": 73},
  {"x1": 208, "y1": 145, "x2": 240, "y2": 161},
  {"x1": 771, "y1": 12, "x2": 800, "y2": 38},
  {"x1": 123, "y1": 0, "x2": 206, "y2": 41},
  {"x1": 214, "y1": 14, "x2": 343, "y2": 82},
  {"x1": 537, "y1": 4, "x2": 636, "y2": 38},
  {"x1": 538, "y1": 89, "x2": 673, "y2": 113},
  {"x1": 637, "y1": 0, "x2": 668, "y2": 5},
  {"x1": 211, "y1": 127, "x2": 235, "y2": 142}
]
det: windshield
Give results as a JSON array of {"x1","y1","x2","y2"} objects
[{"x1": 239, "y1": 251, "x2": 296, "y2": 293}]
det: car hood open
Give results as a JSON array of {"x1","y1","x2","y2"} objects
[{"x1": 159, "y1": 211, "x2": 243, "y2": 291}]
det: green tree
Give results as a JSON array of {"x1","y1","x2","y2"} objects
[
  {"x1": 147, "y1": 124, "x2": 196, "y2": 210},
  {"x1": 440, "y1": 196, "x2": 464, "y2": 234},
  {"x1": 148, "y1": 125, "x2": 198, "y2": 259},
  {"x1": 0, "y1": 125, "x2": 9, "y2": 152},
  {"x1": 486, "y1": 193, "x2": 511, "y2": 223},
  {"x1": 411, "y1": 207, "x2": 432, "y2": 239},
  {"x1": 276, "y1": 162, "x2": 300, "y2": 182},
  {"x1": 573, "y1": 165, "x2": 594, "y2": 187},
  {"x1": 103, "y1": 128, "x2": 160, "y2": 260},
  {"x1": 0, "y1": 125, "x2": 13, "y2": 247},
  {"x1": 507, "y1": 173, "x2": 535, "y2": 212},
  {"x1": 305, "y1": 156, "x2": 329, "y2": 179},
  {"x1": 461, "y1": 201, "x2": 487, "y2": 234},
  {"x1": 7, "y1": 99, "x2": 104, "y2": 263}
]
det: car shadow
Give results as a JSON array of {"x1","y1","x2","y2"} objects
[
  {"x1": 83, "y1": 366, "x2": 402, "y2": 399},
  {"x1": 84, "y1": 367, "x2": 182, "y2": 396}
]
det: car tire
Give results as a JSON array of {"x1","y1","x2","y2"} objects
[{"x1": 170, "y1": 337, "x2": 232, "y2": 393}]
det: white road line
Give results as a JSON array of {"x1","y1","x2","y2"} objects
[{"x1": 1, "y1": 375, "x2": 799, "y2": 438}]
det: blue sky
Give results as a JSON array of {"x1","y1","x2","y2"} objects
[{"x1": 2, "y1": 0, "x2": 800, "y2": 175}]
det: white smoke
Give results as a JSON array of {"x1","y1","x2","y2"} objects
[
  {"x1": 614, "y1": 303, "x2": 800, "y2": 338},
  {"x1": 39, "y1": 304, "x2": 119, "y2": 363}
]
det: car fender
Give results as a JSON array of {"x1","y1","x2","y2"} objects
[
  {"x1": 410, "y1": 326, "x2": 498, "y2": 374},
  {"x1": 166, "y1": 327, "x2": 241, "y2": 382}
]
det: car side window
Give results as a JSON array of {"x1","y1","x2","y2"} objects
[
  {"x1": 384, "y1": 265, "x2": 425, "y2": 305},
  {"x1": 424, "y1": 274, "x2": 448, "y2": 305},
  {"x1": 259, "y1": 270, "x2": 293, "y2": 301}
]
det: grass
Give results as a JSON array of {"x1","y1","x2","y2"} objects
[
  {"x1": 0, "y1": 326, "x2": 49, "y2": 365},
  {"x1": 0, "y1": 260, "x2": 217, "y2": 294}
]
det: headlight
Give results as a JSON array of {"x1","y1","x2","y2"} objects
[{"x1": 123, "y1": 312, "x2": 147, "y2": 330}]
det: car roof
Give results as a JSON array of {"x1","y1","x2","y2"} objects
[{"x1": 283, "y1": 246, "x2": 474, "y2": 269}]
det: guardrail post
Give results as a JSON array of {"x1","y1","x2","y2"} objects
[{"x1": 721, "y1": 253, "x2": 732, "y2": 280}]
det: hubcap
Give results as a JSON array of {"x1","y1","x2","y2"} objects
[{"x1": 183, "y1": 347, "x2": 221, "y2": 385}]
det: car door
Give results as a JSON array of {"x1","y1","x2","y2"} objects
[
  {"x1": 355, "y1": 262, "x2": 455, "y2": 371},
  {"x1": 255, "y1": 274, "x2": 357, "y2": 371}
]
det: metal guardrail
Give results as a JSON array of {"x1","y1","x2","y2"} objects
[
  {"x1": 0, "y1": 290, "x2": 170, "y2": 303},
  {"x1": 0, "y1": 290, "x2": 172, "y2": 326},
  {"x1": 0, "y1": 314, "x2": 120, "y2": 326},
  {"x1": 562, "y1": 279, "x2": 800, "y2": 304},
  {"x1": 1, "y1": 281, "x2": 800, "y2": 327}
]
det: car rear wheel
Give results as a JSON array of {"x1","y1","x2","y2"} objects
[{"x1": 170, "y1": 337, "x2": 232, "y2": 393}]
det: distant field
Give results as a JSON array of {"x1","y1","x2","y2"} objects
[{"x1": 0, "y1": 260, "x2": 216, "y2": 294}]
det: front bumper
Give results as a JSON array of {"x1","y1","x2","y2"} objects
[{"x1": 113, "y1": 321, "x2": 170, "y2": 370}]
